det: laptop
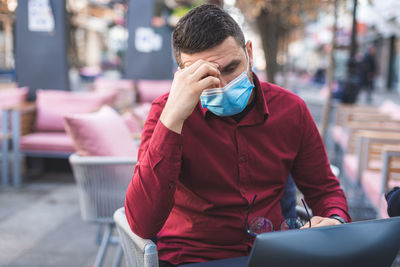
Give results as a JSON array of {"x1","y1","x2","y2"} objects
[
  {"x1": 248, "y1": 217, "x2": 400, "y2": 267},
  {"x1": 185, "y1": 217, "x2": 400, "y2": 267}
]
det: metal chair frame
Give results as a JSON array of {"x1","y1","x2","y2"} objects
[{"x1": 69, "y1": 153, "x2": 136, "y2": 267}]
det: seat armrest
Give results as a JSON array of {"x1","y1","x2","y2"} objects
[
  {"x1": 11, "y1": 102, "x2": 37, "y2": 137},
  {"x1": 382, "y1": 145, "x2": 400, "y2": 153},
  {"x1": 356, "y1": 130, "x2": 400, "y2": 140},
  {"x1": 69, "y1": 153, "x2": 137, "y2": 165},
  {"x1": 113, "y1": 207, "x2": 159, "y2": 267},
  {"x1": 11, "y1": 102, "x2": 36, "y2": 113}
]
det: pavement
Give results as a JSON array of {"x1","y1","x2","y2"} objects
[
  {"x1": 0, "y1": 173, "x2": 126, "y2": 267},
  {"x1": 0, "y1": 77, "x2": 399, "y2": 267}
]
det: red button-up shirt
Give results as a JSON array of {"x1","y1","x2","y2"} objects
[{"x1": 125, "y1": 75, "x2": 350, "y2": 265}]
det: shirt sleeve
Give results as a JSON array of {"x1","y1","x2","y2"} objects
[
  {"x1": 125, "y1": 100, "x2": 184, "y2": 238},
  {"x1": 291, "y1": 101, "x2": 351, "y2": 222}
]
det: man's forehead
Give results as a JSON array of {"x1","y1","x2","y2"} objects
[
  {"x1": 182, "y1": 55, "x2": 242, "y2": 68},
  {"x1": 181, "y1": 36, "x2": 245, "y2": 67}
]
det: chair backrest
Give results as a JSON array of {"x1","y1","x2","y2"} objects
[
  {"x1": 69, "y1": 154, "x2": 136, "y2": 223},
  {"x1": 114, "y1": 207, "x2": 159, "y2": 267}
]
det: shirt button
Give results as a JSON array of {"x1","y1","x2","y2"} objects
[
  {"x1": 178, "y1": 145, "x2": 183, "y2": 150},
  {"x1": 169, "y1": 182, "x2": 175, "y2": 189},
  {"x1": 241, "y1": 189, "x2": 246, "y2": 194},
  {"x1": 240, "y1": 156, "x2": 246, "y2": 162}
]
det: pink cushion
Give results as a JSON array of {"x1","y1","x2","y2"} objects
[
  {"x1": 0, "y1": 87, "x2": 28, "y2": 107},
  {"x1": 94, "y1": 78, "x2": 135, "y2": 109},
  {"x1": 122, "y1": 113, "x2": 142, "y2": 134},
  {"x1": 379, "y1": 100, "x2": 400, "y2": 114},
  {"x1": 35, "y1": 90, "x2": 117, "y2": 132},
  {"x1": 20, "y1": 132, "x2": 75, "y2": 153},
  {"x1": 344, "y1": 154, "x2": 358, "y2": 183},
  {"x1": 131, "y1": 103, "x2": 152, "y2": 123},
  {"x1": 137, "y1": 80, "x2": 172, "y2": 103},
  {"x1": 93, "y1": 78, "x2": 134, "y2": 91},
  {"x1": 391, "y1": 113, "x2": 400, "y2": 121},
  {"x1": 368, "y1": 160, "x2": 382, "y2": 170},
  {"x1": 64, "y1": 106, "x2": 138, "y2": 156},
  {"x1": 332, "y1": 125, "x2": 348, "y2": 149}
]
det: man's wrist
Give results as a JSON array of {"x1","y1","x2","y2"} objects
[
  {"x1": 160, "y1": 109, "x2": 185, "y2": 134},
  {"x1": 330, "y1": 214, "x2": 347, "y2": 224}
]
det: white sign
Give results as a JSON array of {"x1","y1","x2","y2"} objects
[
  {"x1": 28, "y1": 0, "x2": 55, "y2": 32},
  {"x1": 135, "y1": 27, "x2": 162, "y2": 53}
]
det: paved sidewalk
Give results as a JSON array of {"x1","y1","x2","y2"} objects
[{"x1": 0, "y1": 173, "x2": 126, "y2": 267}]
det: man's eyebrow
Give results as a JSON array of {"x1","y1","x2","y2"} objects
[{"x1": 220, "y1": 59, "x2": 242, "y2": 73}]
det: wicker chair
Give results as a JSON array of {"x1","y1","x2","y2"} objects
[
  {"x1": 113, "y1": 207, "x2": 159, "y2": 267},
  {"x1": 69, "y1": 153, "x2": 136, "y2": 267}
]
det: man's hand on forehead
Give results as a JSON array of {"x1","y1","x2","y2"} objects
[
  {"x1": 183, "y1": 59, "x2": 219, "y2": 69},
  {"x1": 160, "y1": 58, "x2": 221, "y2": 133}
]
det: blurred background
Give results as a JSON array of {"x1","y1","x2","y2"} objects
[{"x1": 0, "y1": 0, "x2": 400, "y2": 266}]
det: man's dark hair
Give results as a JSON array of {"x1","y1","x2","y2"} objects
[{"x1": 172, "y1": 4, "x2": 246, "y2": 66}]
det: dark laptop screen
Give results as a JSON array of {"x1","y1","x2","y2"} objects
[{"x1": 248, "y1": 217, "x2": 400, "y2": 267}]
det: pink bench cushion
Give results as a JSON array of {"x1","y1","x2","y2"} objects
[
  {"x1": 137, "y1": 80, "x2": 172, "y2": 103},
  {"x1": 379, "y1": 100, "x2": 400, "y2": 114},
  {"x1": 35, "y1": 90, "x2": 117, "y2": 132},
  {"x1": 122, "y1": 113, "x2": 142, "y2": 134},
  {"x1": 64, "y1": 106, "x2": 138, "y2": 156},
  {"x1": 0, "y1": 87, "x2": 28, "y2": 107},
  {"x1": 20, "y1": 132, "x2": 75, "y2": 153},
  {"x1": 94, "y1": 78, "x2": 135, "y2": 109},
  {"x1": 344, "y1": 154, "x2": 358, "y2": 183},
  {"x1": 94, "y1": 78, "x2": 134, "y2": 91},
  {"x1": 131, "y1": 103, "x2": 152, "y2": 123}
]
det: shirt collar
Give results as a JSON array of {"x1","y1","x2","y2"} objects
[{"x1": 199, "y1": 72, "x2": 270, "y2": 120}]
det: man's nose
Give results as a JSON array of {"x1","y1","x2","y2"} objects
[{"x1": 219, "y1": 77, "x2": 228, "y2": 88}]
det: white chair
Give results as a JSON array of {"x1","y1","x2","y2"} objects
[
  {"x1": 114, "y1": 207, "x2": 159, "y2": 267},
  {"x1": 69, "y1": 153, "x2": 136, "y2": 267}
]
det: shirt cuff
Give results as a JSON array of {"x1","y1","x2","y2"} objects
[{"x1": 325, "y1": 208, "x2": 351, "y2": 222}]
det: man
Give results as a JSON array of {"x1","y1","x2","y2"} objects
[
  {"x1": 386, "y1": 187, "x2": 400, "y2": 217},
  {"x1": 360, "y1": 45, "x2": 377, "y2": 104},
  {"x1": 125, "y1": 4, "x2": 350, "y2": 266}
]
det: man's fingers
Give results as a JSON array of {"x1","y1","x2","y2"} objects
[
  {"x1": 197, "y1": 76, "x2": 220, "y2": 90},
  {"x1": 300, "y1": 216, "x2": 323, "y2": 229},
  {"x1": 191, "y1": 62, "x2": 220, "y2": 82},
  {"x1": 185, "y1": 59, "x2": 218, "y2": 73},
  {"x1": 301, "y1": 216, "x2": 341, "y2": 229}
]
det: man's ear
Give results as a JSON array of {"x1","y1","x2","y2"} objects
[{"x1": 246, "y1": 41, "x2": 254, "y2": 68}]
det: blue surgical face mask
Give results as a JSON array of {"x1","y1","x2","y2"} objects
[{"x1": 200, "y1": 52, "x2": 254, "y2": 117}]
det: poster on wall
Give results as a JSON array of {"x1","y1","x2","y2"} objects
[
  {"x1": 28, "y1": 0, "x2": 55, "y2": 32},
  {"x1": 135, "y1": 27, "x2": 162, "y2": 53}
]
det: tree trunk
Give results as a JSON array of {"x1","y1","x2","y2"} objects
[
  {"x1": 320, "y1": 0, "x2": 338, "y2": 142},
  {"x1": 256, "y1": 8, "x2": 280, "y2": 83}
]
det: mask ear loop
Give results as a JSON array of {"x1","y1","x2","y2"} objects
[
  {"x1": 244, "y1": 48, "x2": 250, "y2": 73},
  {"x1": 244, "y1": 47, "x2": 254, "y2": 85}
]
